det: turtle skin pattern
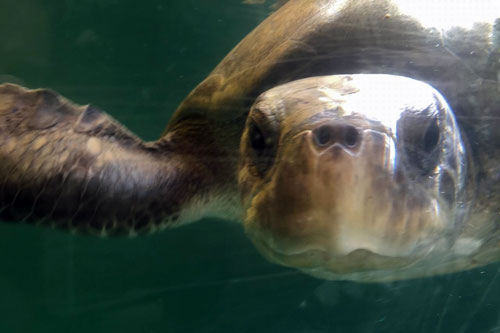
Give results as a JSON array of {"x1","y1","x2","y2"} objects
[{"x1": 0, "y1": 84, "x2": 186, "y2": 236}]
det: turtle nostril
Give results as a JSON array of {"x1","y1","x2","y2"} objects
[
  {"x1": 343, "y1": 125, "x2": 359, "y2": 147},
  {"x1": 312, "y1": 123, "x2": 360, "y2": 149},
  {"x1": 313, "y1": 125, "x2": 332, "y2": 147}
]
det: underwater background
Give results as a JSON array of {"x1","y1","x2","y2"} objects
[{"x1": 1, "y1": 0, "x2": 499, "y2": 332}]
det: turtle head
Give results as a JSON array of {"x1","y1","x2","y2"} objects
[{"x1": 238, "y1": 74, "x2": 467, "y2": 281}]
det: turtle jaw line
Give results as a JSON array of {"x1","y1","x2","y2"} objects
[
  {"x1": 246, "y1": 229, "x2": 330, "y2": 270},
  {"x1": 242, "y1": 179, "x2": 454, "y2": 276},
  {"x1": 247, "y1": 228, "x2": 417, "y2": 275}
]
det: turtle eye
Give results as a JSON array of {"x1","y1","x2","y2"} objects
[
  {"x1": 250, "y1": 123, "x2": 267, "y2": 152},
  {"x1": 248, "y1": 121, "x2": 275, "y2": 175},
  {"x1": 423, "y1": 118, "x2": 440, "y2": 153},
  {"x1": 398, "y1": 113, "x2": 441, "y2": 176}
]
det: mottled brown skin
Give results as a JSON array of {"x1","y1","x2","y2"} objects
[
  {"x1": 0, "y1": 0, "x2": 499, "y2": 280},
  {"x1": 0, "y1": 84, "x2": 230, "y2": 235}
]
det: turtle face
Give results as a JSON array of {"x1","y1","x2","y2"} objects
[{"x1": 238, "y1": 74, "x2": 467, "y2": 280}]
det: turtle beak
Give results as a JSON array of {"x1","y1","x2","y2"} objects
[{"x1": 244, "y1": 120, "x2": 446, "y2": 274}]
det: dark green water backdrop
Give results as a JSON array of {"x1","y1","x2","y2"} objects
[{"x1": 1, "y1": 1, "x2": 499, "y2": 332}]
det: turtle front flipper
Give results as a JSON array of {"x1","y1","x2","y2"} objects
[{"x1": 0, "y1": 84, "x2": 228, "y2": 236}]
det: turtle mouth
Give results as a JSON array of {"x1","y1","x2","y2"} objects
[
  {"x1": 247, "y1": 228, "x2": 331, "y2": 269},
  {"x1": 248, "y1": 228, "x2": 417, "y2": 276}
]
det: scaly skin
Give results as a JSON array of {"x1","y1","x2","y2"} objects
[{"x1": 0, "y1": 84, "x2": 225, "y2": 235}]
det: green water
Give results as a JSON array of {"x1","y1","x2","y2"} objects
[{"x1": 1, "y1": 1, "x2": 499, "y2": 332}]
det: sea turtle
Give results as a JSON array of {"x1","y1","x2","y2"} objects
[{"x1": 0, "y1": 0, "x2": 499, "y2": 282}]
